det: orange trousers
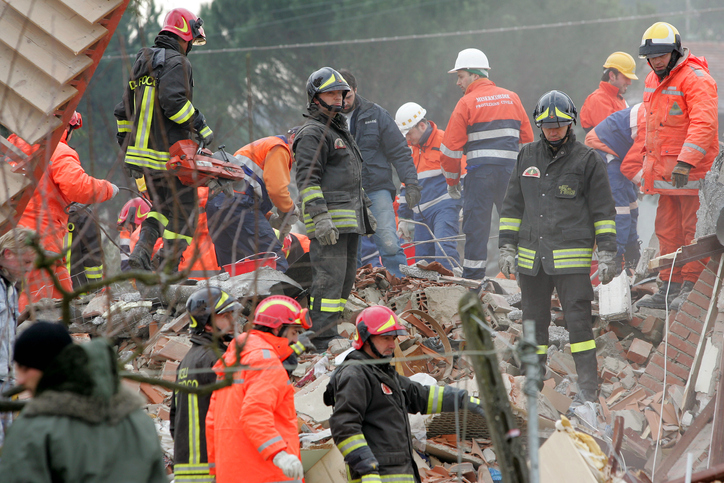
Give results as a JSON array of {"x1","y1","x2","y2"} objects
[{"x1": 655, "y1": 195, "x2": 707, "y2": 284}]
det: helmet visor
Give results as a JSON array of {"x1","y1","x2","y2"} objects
[{"x1": 191, "y1": 18, "x2": 206, "y2": 45}]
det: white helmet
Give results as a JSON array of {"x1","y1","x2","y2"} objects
[
  {"x1": 448, "y1": 48, "x2": 491, "y2": 73},
  {"x1": 395, "y1": 102, "x2": 427, "y2": 136}
]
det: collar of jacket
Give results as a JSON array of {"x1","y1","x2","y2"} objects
[
  {"x1": 651, "y1": 47, "x2": 692, "y2": 84},
  {"x1": 305, "y1": 107, "x2": 347, "y2": 131},
  {"x1": 355, "y1": 95, "x2": 376, "y2": 119},
  {"x1": 154, "y1": 34, "x2": 185, "y2": 55},
  {"x1": 540, "y1": 129, "x2": 577, "y2": 157},
  {"x1": 191, "y1": 331, "x2": 228, "y2": 350},
  {"x1": 250, "y1": 329, "x2": 294, "y2": 361},
  {"x1": 598, "y1": 80, "x2": 623, "y2": 100},
  {"x1": 464, "y1": 77, "x2": 495, "y2": 95},
  {"x1": 419, "y1": 121, "x2": 436, "y2": 148}
]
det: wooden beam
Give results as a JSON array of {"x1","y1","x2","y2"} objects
[
  {"x1": 664, "y1": 462, "x2": 724, "y2": 483},
  {"x1": 707, "y1": 316, "x2": 724, "y2": 466},
  {"x1": 649, "y1": 235, "x2": 724, "y2": 271}
]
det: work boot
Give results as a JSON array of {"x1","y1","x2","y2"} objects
[
  {"x1": 636, "y1": 281, "x2": 682, "y2": 310},
  {"x1": 157, "y1": 239, "x2": 189, "y2": 274},
  {"x1": 572, "y1": 349, "x2": 599, "y2": 403},
  {"x1": 670, "y1": 281, "x2": 695, "y2": 312},
  {"x1": 129, "y1": 225, "x2": 160, "y2": 272},
  {"x1": 624, "y1": 241, "x2": 641, "y2": 269}
]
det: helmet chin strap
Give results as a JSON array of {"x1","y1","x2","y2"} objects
[
  {"x1": 649, "y1": 50, "x2": 680, "y2": 81},
  {"x1": 315, "y1": 92, "x2": 348, "y2": 113},
  {"x1": 542, "y1": 125, "x2": 571, "y2": 149},
  {"x1": 368, "y1": 339, "x2": 386, "y2": 359}
]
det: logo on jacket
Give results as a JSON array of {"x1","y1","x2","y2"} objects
[
  {"x1": 558, "y1": 185, "x2": 576, "y2": 196},
  {"x1": 669, "y1": 101, "x2": 683, "y2": 116},
  {"x1": 334, "y1": 138, "x2": 347, "y2": 149},
  {"x1": 381, "y1": 383, "x2": 393, "y2": 395},
  {"x1": 522, "y1": 166, "x2": 540, "y2": 178},
  {"x1": 365, "y1": 119, "x2": 377, "y2": 124}
]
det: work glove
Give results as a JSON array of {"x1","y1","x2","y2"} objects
[
  {"x1": 110, "y1": 184, "x2": 119, "y2": 199},
  {"x1": 671, "y1": 161, "x2": 692, "y2": 188},
  {"x1": 405, "y1": 182, "x2": 422, "y2": 208},
  {"x1": 447, "y1": 183, "x2": 462, "y2": 200},
  {"x1": 397, "y1": 219, "x2": 415, "y2": 242},
  {"x1": 291, "y1": 330, "x2": 317, "y2": 355},
  {"x1": 366, "y1": 207, "x2": 377, "y2": 233},
  {"x1": 207, "y1": 178, "x2": 234, "y2": 200},
  {"x1": 597, "y1": 250, "x2": 619, "y2": 285},
  {"x1": 270, "y1": 206, "x2": 300, "y2": 239},
  {"x1": 313, "y1": 213, "x2": 339, "y2": 245},
  {"x1": 193, "y1": 113, "x2": 214, "y2": 148},
  {"x1": 272, "y1": 451, "x2": 304, "y2": 480},
  {"x1": 498, "y1": 244, "x2": 517, "y2": 279}
]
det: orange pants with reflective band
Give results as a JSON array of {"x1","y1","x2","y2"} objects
[
  {"x1": 655, "y1": 194, "x2": 708, "y2": 284},
  {"x1": 19, "y1": 262, "x2": 72, "y2": 312}
]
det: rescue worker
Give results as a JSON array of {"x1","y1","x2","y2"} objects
[
  {"x1": 206, "y1": 296, "x2": 311, "y2": 483},
  {"x1": 0, "y1": 322, "x2": 167, "y2": 482},
  {"x1": 580, "y1": 52, "x2": 638, "y2": 132},
  {"x1": 14, "y1": 112, "x2": 118, "y2": 311},
  {"x1": 65, "y1": 205, "x2": 104, "y2": 290},
  {"x1": 440, "y1": 48, "x2": 534, "y2": 280},
  {"x1": 118, "y1": 198, "x2": 151, "y2": 272},
  {"x1": 293, "y1": 67, "x2": 375, "y2": 350},
  {"x1": 170, "y1": 287, "x2": 241, "y2": 483},
  {"x1": 395, "y1": 102, "x2": 463, "y2": 272},
  {"x1": 323, "y1": 306, "x2": 486, "y2": 482},
  {"x1": 339, "y1": 69, "x2": 420, "y2": 278},
  {"x1": 585, "y1": 104, "x2": 646, "y2": 269},
  {"x1": 635, "y1": 21, "x2": 719, "y2": 310},
  {"x1": 206, "y1": 135, "x2": 300, "y2": 272},
  {"x1": 114, "y1": 7, "x2": 214, "y2": 273},
  {"x1": 498, "y1": 91, "x2": 617, "y2": 403},
  {"x1": 0, "y1": 228, "x2": 36, "y2": 446},
  {"x1": 175, "y1": 187, "x2": 224, "y2": 280}
]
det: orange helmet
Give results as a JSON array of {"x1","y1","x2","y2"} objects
[
  {"x1": 68, "y1": 111, "x2": 83, "y2": 130},
  {"x1": 161, "y1": 8, "x2": 206, "y2": 45},
  {"x1": 254, "y1": 296, "x2": 312, "y2": 330},
  {"x1": 353, "y1": 306, "x2": 408, "y2": 350},
  {"x1": 118, "y1": 198, "x2": 150, "y2": 226}
]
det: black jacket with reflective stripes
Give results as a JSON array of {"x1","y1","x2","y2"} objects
[
  {"x1": 114, "y1": 34, "x2": 201, "y2": 172},
  {"x1": 293, "y1": 107, "x2": 375, "y2": 238},
  {"x1": 323, "y1": 350, "x2": 476, "y2": 482},
  {"x1": 169, "y1": 332, "x2": 226, "y2": 478},
  {"x1": 499, "y1": 132, "x2": 617, "y2": 276}
]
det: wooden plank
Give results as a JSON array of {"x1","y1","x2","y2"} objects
[
  {"x1": 7, "y1": 0, "x2": 108, "y2": 54},
  {"x1": 664, "y1": 462, "x2": 724, "y2": 483},
  {"x1": 57, "y1": 0, "x2": 123, "y2": 23},
  {"x1": 648, "y1": 234, "x2": 723, "y2": 271},
  {"x1": 681, "y1": 255, "x2": 724, "y2": 413},
  {"x1": 0, "y1": 3, "x2": 92, "y2": 84},
  {"x1": 0, "y1": 88, "x2": 62, "y2": 144},
  {"x1": 0, "y1": 42, "x2": 76, "y2": 114},
  {"x1": 654, "y1": 397, "x2": 716, "y2": 482}
]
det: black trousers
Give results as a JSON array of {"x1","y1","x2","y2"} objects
[
  {"x1": 66, "y1": 209, "x2": 103, "y2": 290},
  {"x1": 519, "y1": 271, "x2": 598, "y2": 400},
  {"x1": 140, "y1": 170, "x2": 198, "y2": 245},
  {"x1": 308, "y1": 234, "x2": 359, "y2": 348}
]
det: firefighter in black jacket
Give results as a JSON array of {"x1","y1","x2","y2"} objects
[
  {"x1": 324, "y1": 306, "x2": 486, "y2": 483},
  {"x1": 293, "y1": 67, "x2": 376, "y2": 351},
  {"x1": 169, "y1": 287, "x2": 240, "y2": 482},
  {"x1": 498, "y1": 90, "x2": 618, "y2": 403},
  {"x1": 114, "y1": 8, "x2": 214, "y2": 273}
]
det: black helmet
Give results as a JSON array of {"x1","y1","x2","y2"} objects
[
  {"x1": 306, "y1": 67, "x2": 350, "y2": 111},
  {"x1": 533, "y1": 90, "x2": 577, "y2": 128},
  {"x1": 186, "y1": 287, "x2": 241, "y2": 335}
]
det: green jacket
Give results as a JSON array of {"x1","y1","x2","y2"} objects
[{"x1": 0, "y1": 339, "x2": 167, "y2": 483}]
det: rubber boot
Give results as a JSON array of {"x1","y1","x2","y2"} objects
[
  {"x1": 129, "y1": 224, "x2": 160, "y2": 271},
  {"x1": 636, "y1": 281, "x2": 681, "y2": 310},
  {"x1": 572, "y1": 349, "x2": 599, "y2": 403},
  {"x1": 670, "y1": 280, "x2": 695, "y2": 311},
  {"x1": 624, "y1": 242, "x2": 641, "y2": 269}
]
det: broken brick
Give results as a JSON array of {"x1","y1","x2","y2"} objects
[
  {"x1": 152, "y1": 338, "x2": 192, "y2": 362},
  {"x1": 627, "y1": 338, "x2": 653, "y2": 365}
]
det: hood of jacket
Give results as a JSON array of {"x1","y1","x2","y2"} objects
[{"x1": 22, "y1": 339, "x2": 143, "y2": 425}]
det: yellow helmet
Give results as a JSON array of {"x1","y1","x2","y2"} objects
[
  {"x1": 639, "y1": 22, "x2": 682, "y2": 59},
  {"x1": 603, "y1": 52, "x2": 638, "y2": 80}
]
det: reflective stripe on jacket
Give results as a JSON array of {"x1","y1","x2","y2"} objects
[
  {"x1": 641, "y1": 48, "x2": 719, "y2": 196},
  {"x1": 499, "y1": 133, "x2": 617, "y2": 275},
  {"x1": 114, "y1": 35, "x2": 200, "y2": 171},
  {"x1": 580, "y1": 81, "x2": 628, "y2": 132},
  {"x1": 440, "y1": 78, "x2": 533, "y2": 184},
  {"x1": 398, "y1": 121, "x2": 463, "y2": 220},
  {"x1": 206, "y1": 330, "x2": 298, "y2": 483},
  {"x1": 294, "y1": 108, "x2": 374, "y2": 238}
]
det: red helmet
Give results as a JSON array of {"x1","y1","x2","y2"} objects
[
  {"x1": 254, "y1": 296, "x2": 312, "y2": 330},
  {"x1": 353, "y1": 306, "x2": 408, "y2": 350},
  {"x1": 68, "y1": 111, "x2": 82, "y2": 130},
  {"x1": 161, "y1": 8, "x2": 206, "y2": 45},
  {"x1": 118, "y1": 198, "x2": 150, "y2": 226}
]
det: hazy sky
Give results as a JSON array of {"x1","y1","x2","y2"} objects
[{"x1": 157, "y1": 0, "x2": 208, "y2": 16}]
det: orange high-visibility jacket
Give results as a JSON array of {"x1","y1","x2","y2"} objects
[
  {"x1": 234, "y1": 136, "x2": 295, "y2": 213},
  {"x1": 580, "y1": 81, "x2": 628, "y2": 132},
  {"x1": 16, "y1": 133, "x2": 114, "y2": 254},
  {"x1": 177, "y1": 187, "x2": 223, "y2": 279},
  {"x1": 206, "y1": 330, "x2": 299, "y2": 483},
  {"x1": 640, "y1": 49, "x2": 719, "y2": 196},
  {"x1": 439, "y1": 78, "x2": 533, "y2": 185}
]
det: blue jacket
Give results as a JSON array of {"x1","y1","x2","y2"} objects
[
  {"x1": 0, "y1": 273, "x2": 18, "y2": 383},
  {"x1": 349, "y1": 96, "x2": 418, "y2": 195}
]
